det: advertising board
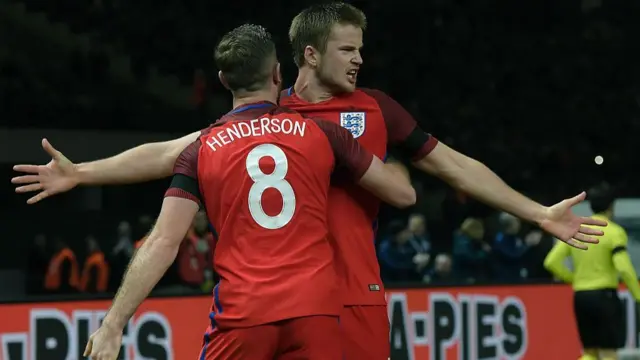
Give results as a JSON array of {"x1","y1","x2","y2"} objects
[{"x1": 0, "y1": 285, "x2": 637, "y2": 359}]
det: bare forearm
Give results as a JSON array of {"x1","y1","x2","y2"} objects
[
  {"x1": 76, "y1": 143, "x2": 175, "y2": 185},
  {"x1": 443, "y1": 158, "x2": 545, "y2": 224},
  {"x1": 102, "y1": 239, "x2": 178, "y2": 329},
  {"x1": 75, "y1": 131, "x2": 200, "y2": 185},
  {"x1": 414, "y1": 144, "x2": 546, "y2": 224}
]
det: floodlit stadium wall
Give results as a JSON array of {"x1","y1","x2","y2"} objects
[{"x1": 0, "y1": 284, "x2": 638, "y2": 360}]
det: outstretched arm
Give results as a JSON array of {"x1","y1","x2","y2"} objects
[
  {"x1": 363, "y1": 88, "x2": 605, "y2": 248},
  {"x1": 76, "y1": 131, "x2": 200, "y2": 184},
  {"x1": 414, "y1": 143, "x2": 547, "y2": 224},
  {"x1": 12, "y1": 131, "x2": 200, "y2": 204},
  {"x1": 413, "y1": 142, "x2": 604, "y2": 248}
]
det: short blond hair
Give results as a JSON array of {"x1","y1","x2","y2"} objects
[{"x1": 289, "y1": 3, "x2": 367, "y2": 67}]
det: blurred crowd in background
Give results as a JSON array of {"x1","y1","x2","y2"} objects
[{"x1": 2, "y1": 0, "x2": 640, "y2": 298}]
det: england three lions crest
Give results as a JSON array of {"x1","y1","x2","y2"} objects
[{"x1": 340, "y1": 112, "x2": 366, "y2": 138}]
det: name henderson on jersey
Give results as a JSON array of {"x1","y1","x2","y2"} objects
[{"x1": 205, "y1": 117, "x2": 307, "y2": 151}]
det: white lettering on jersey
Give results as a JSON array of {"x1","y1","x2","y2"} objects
[{"x1": 206, "y1": 118, "x2": 306, "y2": 151}]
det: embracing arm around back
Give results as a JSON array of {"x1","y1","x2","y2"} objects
[
  {"x1": 358, "y1": 157, "x2": 416, "y2": 208},
  {"x1": 312, "y1": 118, "x2": 416, "y2": 208}
]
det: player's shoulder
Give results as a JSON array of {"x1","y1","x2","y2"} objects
[
  {"x1": 354, "y1": 87, "x2": 392, "y2": 102},
  {"x1": 199, "y1": 122, "x2": 218, "y2": 137}
]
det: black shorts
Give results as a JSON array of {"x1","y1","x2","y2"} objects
[{"x1": 573, "y1": 289, "x2": 625, "y2": 349}]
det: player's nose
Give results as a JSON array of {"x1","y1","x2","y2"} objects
[{"x1": 352, "y1": 53, "x2": 363, "y2": 65}]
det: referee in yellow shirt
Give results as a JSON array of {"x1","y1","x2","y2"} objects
[{"x1": 544, "y1": 183, "x2": 640, "y2": 360}]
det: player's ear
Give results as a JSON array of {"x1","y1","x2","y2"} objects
[
  {"x1": 218, "y1": 71, "x2": 230, "y2": 91},
  {"x1": 303, "y1": 45, "x2": 319, "y2": 68},
  {"x1": 273, "y1": 62, "x2": 282, "y2": 86}
]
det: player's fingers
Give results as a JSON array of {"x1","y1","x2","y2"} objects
[
  {"x1": 565, "y1": 238, "x2": 588, "y2": 250},
  {"x1": 578, "y1": 225, "x2": 604, "y2": 236},
  {"x1": 27, "y1": 191, "x2": 49, "y2": 205},
  {"x1": 573, "y1": 232, "x2": 599, "y2": 244},
  {"x1": 83, "y1": 339, "x2": 92, "y2": 356},
  {"x1": 580, "y1": 216, "x2": 608, "y2": 227},
  {"x1": 42, "y1": 138, "x2": 62, "y2": 159},
  {"x1": 12, "y1": 164, "x2": 41, "y2": 174},
  {"x1": 566, "y1": 191, "x2": 587, "y2": 206},
  {"x1": 11, "y1": 175, "x2": 39, "y2": 184},
  {"x1": 15, "y1": 183, "x2": 43, "y2": 193}
]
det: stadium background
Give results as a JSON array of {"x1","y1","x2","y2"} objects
[{"x1": 1, "y1": 0, "x2": 640, "y2": 359}]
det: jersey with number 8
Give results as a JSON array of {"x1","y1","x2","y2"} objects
[
  {"x1": 246, "y1": 143, "x2": 295, "y2": 230},
  {"x1": 171, "y1": 103, "x2": 374, "y2": 329}
]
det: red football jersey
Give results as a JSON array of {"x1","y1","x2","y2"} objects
[
  {"x1": 166, "y1": 101, "x2": 373, "y2": 329},
  {"x1": 280, "y1": 88, "x2": 439, "y2": 306}
]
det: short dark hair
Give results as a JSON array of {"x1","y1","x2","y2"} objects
[
  {"x1": 214, "y1": 24, "x2": 276, "y2": 92},
  {"x1": 588, "y1": 182, "x2": 615, "y2": 214},
  {"x1": 289, "y1": 3, "x2": 367, "y2": 67}
]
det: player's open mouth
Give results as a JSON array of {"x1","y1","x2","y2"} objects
[{"x1": 347, "y1": 70, "x2": 358, "y2": 83}]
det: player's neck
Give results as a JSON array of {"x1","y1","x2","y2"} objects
[
  {"x1": 231, "y1": 90, "x2": 277, "y2": 109},
  {"x1": 293, "y1": 68, "x2": 333, "y2": 103}
]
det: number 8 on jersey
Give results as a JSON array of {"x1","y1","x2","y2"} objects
[{"x1": 246, "y1": 143, "x2": 296, "y2": 230}]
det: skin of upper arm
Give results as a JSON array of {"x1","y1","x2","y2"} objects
[
  {"x1": 164, "y1": 131, "x2": 201, "y2": 171},
  {"x1": 146, "y1": 197, "x2": 200, "y2": 248}
]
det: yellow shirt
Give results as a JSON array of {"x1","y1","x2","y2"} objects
[{"x1": 544, "y1": 214, "x2": 640, "y2": 299}]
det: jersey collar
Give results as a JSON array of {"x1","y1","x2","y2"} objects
[
  {"x1": 216, "y1": 101, "x2": 278, "y2": 125},
  {"x1": 227, "y1": 101, "x2": 276, "y2": 116}
]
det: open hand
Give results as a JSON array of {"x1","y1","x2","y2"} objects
[
  {"x1": 12, "y1": 138, "x2": 79, "y2": 204},
  {"x1": 540, "y1": 192, "x2": 607, "y2": 250}
]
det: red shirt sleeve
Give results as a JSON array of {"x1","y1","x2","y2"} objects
[
  {"x1": 311, "y1": 118, "x2": 374, "y2": 180},
  {"x1": 360, "y1": 88, "x2": 439, "y2": 161},
  {"x1": 164, "y1": 139, "x2": 202, "y2": 204}
]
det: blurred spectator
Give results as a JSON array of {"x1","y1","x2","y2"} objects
[
  {"x1": 133, "y1": 215, "x2": 154, "y2": 249},
  {"x1": 79, "y1": 235, "x2": 110, "y2": 293},
  {"x1": 407, "y1": 214, "x2": 432, "y2": 275},
  {"x1": 407, "y1": 214, "x2": 431, "y2": 251},
  {"x1": 492, "y1": 213, "x2": 527, "y2": 282},
  {"x1": 44, "y1": 238, "x2": 80, "y2": 294},
  {"x1": 424, "y1": 254, "x2": 454, "y2": 284},
  {"x1": 453, "y1": 218, "x2": 491, "y2": 283},
  {"x1": 523, "y1": 230, "x2": 555, "y2": 280},
  {"x1": 378, "y1": 221, "x2": 424, "y2": 282},
  {"x1": 177, "y1": 211, "x2": 214, "y2": 291},
  {"x1": 433, "y1": 190, "x2": 471, "y2": 254},
  {"x1": 109, "y1": 221, "x2": 134, "y2": 291},
  {"x1": 26, "y1": 234, "x2": 50, "y2": 295}
]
